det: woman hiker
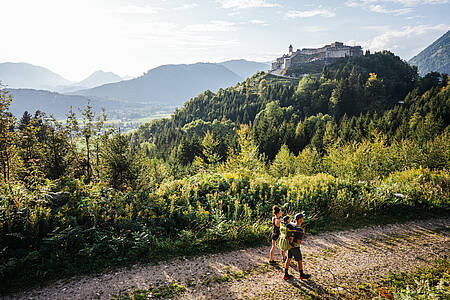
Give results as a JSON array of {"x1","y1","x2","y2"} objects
[{"x1": 269, "y1": 205, "x2": 286, "y2": 264}]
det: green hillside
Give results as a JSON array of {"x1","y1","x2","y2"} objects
[
  {"x1": 409, "y1": 30, "x2": 449, "y2": 76},
  {"x1": 132, "y1": 51, "x2": 420, "y2": 160}
]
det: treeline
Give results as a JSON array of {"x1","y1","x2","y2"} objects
[{"x1": 0, "y1": 51, "x2": 449, "y2": 293}]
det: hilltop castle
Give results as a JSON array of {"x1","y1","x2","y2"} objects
[{"x1": 272, "y1": 42, "x2": 363, "y2": 72}]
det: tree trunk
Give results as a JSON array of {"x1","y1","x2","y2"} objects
[{"x1": 86, "y1": 136, "x2": 91, "y2": 182}]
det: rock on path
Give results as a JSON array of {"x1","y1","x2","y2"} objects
[{"x1": 5, "y1": 218, "x2": 449, "y2": 299}]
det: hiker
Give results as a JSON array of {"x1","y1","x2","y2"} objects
[
  {"x1": 283, "y1": 213, "x2": 310, "y2": 280},
  {"x1": 277, "y1": 215, "x2": 295, "y2": 260},
  {"x1": 269, "y1": 205, "x2": 286, "y2": 264}
]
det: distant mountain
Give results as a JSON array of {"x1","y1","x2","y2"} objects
[
  {"x1": 71, "y1": 63, "x2": 243, "y2": 105},
  {"x1": 8, "y1": 88, "x2": 98, "y2": 119},
  {"x1": 56, "y1": 70, "x2": 123, "y2": 93},
  {"x1": 409, "y1": 30, "x2": 449, "y2": 76},
  {"x1": 121, "y1": 75, "x2": 135, "y2": 80},
  {"x1": 0, "y1": 62, "x2": 72, "y2": 90},
  {"x1": 56, "y1": 85, "x2": 88, "y2": 93},
  {"x1": 77, "y1": 70, "x2": 122, "y2": 88},
  {"x1": 218, "y1": 59, "x2": 270, "y2": 79}
]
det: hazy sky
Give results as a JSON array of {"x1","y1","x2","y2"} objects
[{"x1": 1, "y1": 0, "x2": 449, "y2": 81}]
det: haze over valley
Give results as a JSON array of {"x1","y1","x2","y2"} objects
[{"x1": 2, "y1": 59, "x2": 270, "y2": 130}]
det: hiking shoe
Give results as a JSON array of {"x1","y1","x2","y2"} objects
[
  {"x1": 299, "y1": 273, "x2": 311, "y2": 280},
  {"x1": 269, "y1": 260, "x2": 276, "y2": 265},
  {"x1": 283, "y1": 274, "x2": 294, "y2": 280}
]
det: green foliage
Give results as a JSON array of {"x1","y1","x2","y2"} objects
[
  {"x1": 0, "y1": 87, "x2": 17, "y2": 186},
  {"x1": 380, "y1": 260, "x2": 449, "y2": 300},
  {"x1": 223, "y1": 124, "x2": 265, "y2": 173},
  {"x1": 379, "y1": 168, "x2": 449, "y2": 209},
  {"x1": 102, "y1": 134, "x2": 140, "y2": 190},
  {"x1": 283, "y1": 62, "x2": 324, "y2": 77},
  {"x1": 294, "y1": 147, "x2": 322, "y2": 176},
  {"x1": 194, "y1": 130, "x2": 222, "y2": 169},
  {"x1": 323, "y1": 130, "x2": 449, "y2": 181},
  {"x1": 253, "y1": 101, "x2": 295, "y2": 160},
  {"x1": 270, "y1": 145, "x2": 296, "y2": 177}
]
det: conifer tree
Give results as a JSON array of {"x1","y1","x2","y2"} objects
[
  {"x1": 194, "y1": 130, "x2": 222, "y2": 169},
  {"x1": 0, "y1": 87, "x2": 17, "y2": 186},
  {"x1": 270, "y1": 144, "x2": 295, "y2": 177}
]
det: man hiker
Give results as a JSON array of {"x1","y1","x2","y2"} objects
[{"x1": 283, "y1": 213, "x2": 311, "y2": 280}]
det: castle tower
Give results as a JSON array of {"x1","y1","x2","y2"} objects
[{"x1": 289, "y1": 44, "x2": 293, "y2": 55}]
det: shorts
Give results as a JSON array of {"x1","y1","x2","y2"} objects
[
  {"x1": 287, "y1": 247, "x2": 302, "y2": 261},
  {"x1": 271, "y1": 232, "x2": 280, "y2": 241}
]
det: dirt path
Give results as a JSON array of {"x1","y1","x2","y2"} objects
[{"x1": 5, "y1": 218, "x2": 449, "y2": 299}]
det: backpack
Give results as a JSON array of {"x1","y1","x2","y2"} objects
[
  {"x1": 277, "y1": 223, "x2": 296, "y2": 251},
  {"x1": 291, "y1": 226, "x2": 304, "y2": 248}
]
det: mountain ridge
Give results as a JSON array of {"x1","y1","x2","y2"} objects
[
  {"x1": 0, "y1": 62, "x2": 72, "y2": 90},
  {"x1": 408, "y1": 30, "x2": 449, "y2": 76},
  {"x1": 78, "y1": 70, "x2": 122, "y2": 88},
  {"x1": 57, "y1": 70, "x2": 124, "y2": 93},
  {"x1": 218, "y1": 59, "x2": 270, "y2": 79},
  {"x1": 70, "y1": 62, "x2": 243, "y2": 105}
]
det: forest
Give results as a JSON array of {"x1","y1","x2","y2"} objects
[{"x1": 0, "y1": 51, "x2": 449, "y2": 293}]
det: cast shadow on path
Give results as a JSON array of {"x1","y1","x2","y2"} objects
[{"x1": 287, "y1": 278, "x2": 335, "y2": 299}]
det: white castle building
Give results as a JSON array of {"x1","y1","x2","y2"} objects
[{"x1": 272, "y1": 42, "x2": 363, "y2": 71}]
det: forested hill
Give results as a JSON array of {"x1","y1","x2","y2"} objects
[
  {"x1": 409, "y1": 30, "x2": 449, "y2": 76},
  {"x1": 132, "y1": 51, "x2": 447, "y2": 162}
]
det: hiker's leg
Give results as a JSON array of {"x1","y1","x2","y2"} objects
[
  {"x1": 298, "y1": 259, "x2": 310, "y2": 279},
  {"x1": 295, "y1": 248, "x2": 303, "y2": 271},
  {"x1": 297, "y1": 259, "x2": 303, "y2": 272},
  {"x1": 296, "y1": 248, "x2": 310, "y2": 279},
  {"x1": 284, "y1": 257, "x2": 292, "y2": 278},
  {"x1": 285, "y1": 257, "x2": 292, "y2": 270},
  {"x1": 269, "y1": 240, "x2": 276, "y2": 261},
  {"x1": 281, "y1": 250, "x2": 286, "y2": 260}
]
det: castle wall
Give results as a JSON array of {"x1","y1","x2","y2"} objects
[
  {"x1": 271, "y1": 42, "x2": 363, "y2": 72},
  {"x1": 326, "y1": 48, "x2": 350, "y2": 58}
]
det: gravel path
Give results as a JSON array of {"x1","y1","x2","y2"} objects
[{"x1": 5, "y1": 218, "x2": 449, "y2": 299}]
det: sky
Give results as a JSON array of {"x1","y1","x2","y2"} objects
[{"x1": 1, "y1": 0, "x2": 449, "y2": 81}]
